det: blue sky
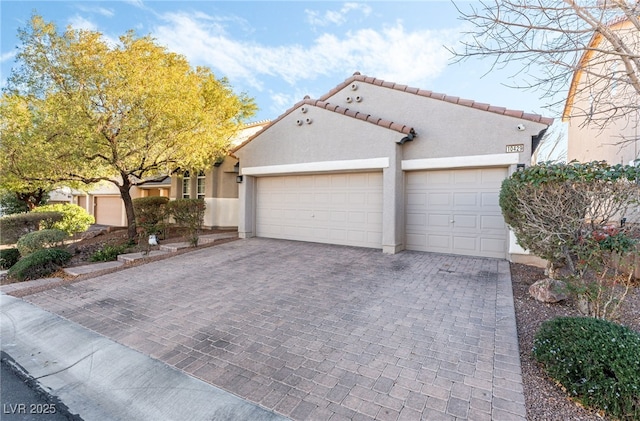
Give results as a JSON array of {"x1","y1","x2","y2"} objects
[{"x1": 1, "y1": 1, "x2": 565, "y2": 157}]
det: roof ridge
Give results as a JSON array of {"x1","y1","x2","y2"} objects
[
  {"x1": 320, "y1": 72, "x2": 554, "y2": 126},
  {"x1": 231, "y1": 95, "x2": 413, "y2": 153}
]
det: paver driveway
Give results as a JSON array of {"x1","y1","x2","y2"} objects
[{"x1": 23, "y1": 238, "x2": 525, "y2": 421}]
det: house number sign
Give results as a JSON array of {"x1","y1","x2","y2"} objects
[{"x1": 506, "y1": 144, "x2": 524, "y2": 153}]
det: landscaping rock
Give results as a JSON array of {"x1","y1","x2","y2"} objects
[{"x1": 529, "y1": 278, "x2": 568, "y2": 303}]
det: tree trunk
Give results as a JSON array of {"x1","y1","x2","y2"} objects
[
  {"x1": 117, "y1": 177, "x2": 137, "y2": 240},
  {"x1": 16, "y1": 188, "x2": 47, "y2": 211}
]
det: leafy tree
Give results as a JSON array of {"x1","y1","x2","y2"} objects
[
  {"x1": 0, "y1": 189, "x2": 49, "y2": 215},
  {"x1": 451, "y1": 1, "x2": 640, "y2": 133},
  {"x1": 1, "y1": 15, "x2": 256, "y2": 239}
]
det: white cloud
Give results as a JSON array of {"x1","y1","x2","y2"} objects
[
  {"x1": 76, "y1": 5, "x2": 115, "y2": 18},
  {"x1": 123, "y1": 0, "x2": 145, "y2": 9},
  {"x1": 305, "y1": 2, "x2": 372, "y2": 27},
  {"x1": 153, "y1": 12, "x2": 460, "y2": 93},
  {"x1": 67, "y1": 15, "x2": 99, "y2": 31},
  {"x1": 1, "y1": 51, "x2": 16, "y2": 64}
]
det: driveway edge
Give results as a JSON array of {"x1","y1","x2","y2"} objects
[{"x1": 0, "y1": 293, "x2": 288, "y2": 421}]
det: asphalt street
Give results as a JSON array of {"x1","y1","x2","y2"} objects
[{"x1": 1, "y1": 352, "x2": 81, "y2": 421}]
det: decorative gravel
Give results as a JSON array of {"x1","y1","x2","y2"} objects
[{"x1": 511, "y1": 263, "x2": 640, "y2": 421}]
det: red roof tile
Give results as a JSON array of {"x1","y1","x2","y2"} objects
[
  {"x1": 230, "y1": 98, "x2": 414, "y2": 153},
  {"x1": 320, "y1": 73, "x2": 554, "y2": 126}
]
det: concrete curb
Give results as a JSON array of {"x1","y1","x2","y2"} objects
[{"x1": 0, "y1": 294, "x2": 289, "y2": 421}]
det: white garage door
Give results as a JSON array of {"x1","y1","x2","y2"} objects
[
  {"x1": 256, "y1": 172, "x2": 383, "y2": 248},
  {"x1": 405, "y1": 167, "x2": 508, "y2": 258}
]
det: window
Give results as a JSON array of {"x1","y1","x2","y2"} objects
[
  {"x1": 197, "y1": 171, "x2": 206, "y2": 199},
  {"x1": 182, "y1": 171, "x2": 190, "y2": 198}
]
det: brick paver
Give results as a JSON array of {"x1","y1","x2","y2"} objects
[{"x1": 21, "y1": 238, "x2": 525, "y2": 420}]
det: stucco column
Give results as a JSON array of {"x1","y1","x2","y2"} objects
[
  {"x1": 382, "y1": 145, "x2": 404, "y2": 254},
  {"x1": 238, "y1": 175, "x2": 256, "y2": 239}
]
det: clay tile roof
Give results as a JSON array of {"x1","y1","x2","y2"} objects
[
  {"x1": 319, "y1": 73, "x2": 554, "y2": 126},
  {"x1": 230, "y1": 98, "x2": 414, "y2": 153},
  {"x1": 233, "y1": 72, "x2": 554, "y2": 153}
]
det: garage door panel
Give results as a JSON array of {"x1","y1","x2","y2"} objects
[
  {"x1": 406, "y1": 168, "x2": 508, "y2": 258},
  {"x1": 428, "y1": 214, "x2": 450, "y2": 228},
  {"x1": 428, "y1": 193, "x2": 450, "y2": 206},
  {"x1": 454, "y1": 193, "x2": 478, "y2": 206},
  {"x1": 407, "y1": 193, "x2": 426, "y2": 206},
  {"x1": 406, "y1": 212, "x2": 426, "y2": 227},
  {"x1": 481, "y1": 215, "x2": 505, "y2": 230},
  {"x1": 257, "y1": 172, "x2": 382, "y2": 248},
  {"x1": 453, "y1": 215, "x2": 478, "y2": 229},
  {"x1": 427, "y1": 234, "x2": 450, "y2": 249}
]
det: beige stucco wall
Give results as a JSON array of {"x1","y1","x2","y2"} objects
[
  {"x1": 235, "y1": 81, "x2": 551, "y2": 255},
  {"x1": 566, "y1": 20, "x2": 640, "y2": 165},
  {"x1": 236, "y1": 107, "x2": 401, "y2": 168},
  {"x1": 323, "y1": 83, "x2": 547, "y2": 162}
]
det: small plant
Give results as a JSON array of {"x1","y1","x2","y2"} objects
[
  {"x1": 90, "y1": 244, "x2": 130, "y2": 262},
  {"x1": 166, "y1": 198, "x2": 206, "y2": 246},
  {"x1": 16, "y1": 229, "x2": 67, "y2": 256},
  {"x1": 33, "y1": 204, "x2": 95, "y2": 235},
  {"x1": 0, "y1": 212, "x2": 63, "y2": 245},
  {"x1": 7, "y1": 248, "x2": 72, "y2": 282},
  {"x1": 0, "y1": 248, "x2": 21, "y2": 269},
  {"x1": 533, "y1": 317, "x2": 640, "y2": 420}
]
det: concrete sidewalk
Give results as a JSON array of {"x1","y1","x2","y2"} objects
[{"x1": 0, "y1": 294, "x2": 288, "y2": 421}]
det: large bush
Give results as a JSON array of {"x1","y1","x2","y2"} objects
[
  {"x1": 16, "y1": 229, "x2": 67, "y2": 256},
  {"x1": 33, "y1": 204, "x2": 95, "y2": 235},
  {"x1": 7, "y1": 248, "x2": 72, "y2": 282},
  {"x1": 166, "y1": 198, "x2": 206, "y2": 246},
  {"x1": 533, "y1": 317, "x2": 640, "y2": 420},
  {"x1": 133, "y1": 196, "x2": 169, "y2": 237},
  {"x1": 500, "y1": 161, "x2": 640, "y2": 319},
  {"x1": 0, "y1": 212, "x2": 63, "y2": 245},
  {"x1": 0, "y1": 248, "x2": 21, "y2": 269}
]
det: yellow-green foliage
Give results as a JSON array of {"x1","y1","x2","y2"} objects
[{"x1": 33, "y1": 204, "x2": 95, "y2": 235}]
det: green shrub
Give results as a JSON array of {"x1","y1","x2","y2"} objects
[
  {"x1": 0, "y1": 212, "x2": 63, "y2": 245},
  {"x1": 7, "y1": 248, "x2": 72, "y2": 282},
  {"x1": 33, "y1": 204, "x2": 95, "y2": 235},
  {"x1": 533, "y1": 317, "x2": 640, "y2": 420},
  {"x1": 90, "y1": 244, "x2": 130, "y2": 262},
  {"x1": 16, "y1": 229, "x2": 67, "y2": 256},
  {"x1": 166, "y1": 198, "x2": 206, "y2": 246},
  {"x1": 0, "y1": 248, "x2": 21, "y2": 269},
  {"x1": 133, "y1": 196, "x2": 169, "y2": 236}
]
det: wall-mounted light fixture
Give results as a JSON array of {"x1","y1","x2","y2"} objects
[
  {"x1": 236, "y1": 175, "x2": 243, "y2": 183},
  {"x1": 516, "y1": 164, "x2": 525, "y2": 171}
]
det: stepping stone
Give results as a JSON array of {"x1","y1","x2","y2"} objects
[
  {"x1": 159, "y1": 233, "x2": 237, "y2": 252},
  {"x1": 0, "y1": 277, "x2": 64, "y2": 294},
  {"x1": 117, "y1": 250, "x2": 169, "y2": 263},
  {"x1": 64, "y1": 261, "x2": 124, "y2": 277}
]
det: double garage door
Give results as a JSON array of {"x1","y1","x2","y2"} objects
[
  {"x1": 255, "y1": 167, "x2": 508, "y2": 258},
  {"x1": 256, "y1": 173, "x2": 383, "y2": 248}
]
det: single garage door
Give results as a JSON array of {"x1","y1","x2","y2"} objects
[
  {"x1": 256, "y1": 172, "x2": 383, "y2": 248},
  {"x1": 94, "y1": 196, "x2": 124, "y2": 226},
  {"x1": 405, "y1": 167, "x2": 508, "y2": 258}
]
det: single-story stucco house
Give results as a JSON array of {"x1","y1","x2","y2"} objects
[{"x1": 232, "y1": 72, "x2": 553, "y2": 261}]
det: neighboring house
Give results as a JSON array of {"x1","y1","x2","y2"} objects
[
  {"x1": 74, "y1": 178, "x2": 171, "y2": 227},
  {"x1": 73, "y1": 122, "x2": 269, "y2": 228},
  {"x1": 232, "y1": 72, "x2": 553, "y2": 261},
  {"x1": 563, "y1": 17, "x2": 640, "y2": 165}
]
